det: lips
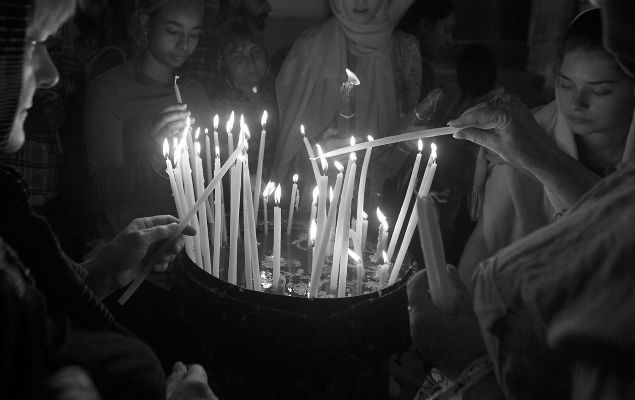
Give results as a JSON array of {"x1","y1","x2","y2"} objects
[{"x1": 567, "y1": 115, "x2": 591, "y2": 125}]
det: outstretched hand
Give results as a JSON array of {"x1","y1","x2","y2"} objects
[
  {"x1": 449, "y1": 93, "x2": 550, "y2": 171},
  {"x1": 84, "y1": 215, "x2": 196, "y2": 299}
]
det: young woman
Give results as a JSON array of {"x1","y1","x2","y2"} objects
[
  {"x1": 84, "y1": 0, "x2": 210, "y2": 240},
  {"x1": 457, "y1": 7, "x2": 634, "y2": 290}
]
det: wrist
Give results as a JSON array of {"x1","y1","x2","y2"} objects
[{"x1": 81, "y1": 252, "x2": 117, "y2": 300}]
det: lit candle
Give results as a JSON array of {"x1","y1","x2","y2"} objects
[
  {"x1": 172, "y1": 141, "x2": 195, "y2": 260},
  {"x1": 326, "y1": 186, "x2": 336, "y2": 257},
  {"x1": 338, "y1": 68, "x2": 360, "y2": 137},
  {"x1": 300, "y1": 124, "x2": 321, "y2": 184},
  {"x1": 213, "y1": 114, "x2": 220, "y2": 156},
  {"x1": 287, "y1": 174, "x2": 299, "y2": 237},
  {"x1": 198, "y1": 129, "x2": 214, "y2": 224},
  {"x1": 241, "y1": 139, "x2": 261, "y2": 292},
  {"x1": 186, "y1": 124, "x2": 197, "y2": 189},
  {"x1": 386, "y1": 139, "x2": 423, "y2": 261},
  {"x1": 272, "y1": 184, "x2": 282, "y2": 292},
  {"x1": 361, "y1": 211, "x2": 368, "y2": 253},
  {"x1": 194, "y1": 142, "x2": 212, "y2": 274},
  {"x1": 348, "y1": 249, "x2": 364, "y2": 296},
  {"x1": 336, "y1": 153, "x2": 357, "y2": 297},
  {"x1": 204, "y1": 128, "x2": 213, "y2": 184},
  {"x1": 180, "y1": 134, "x2": 203, "y2": 267},
  {"x1": 308, "y1": 186, "x2": 318, "y2": 247},
  {"x1": 331, "y1": 152, "x2": 357, "y2": 296},
  {"x1": 388, "y1": 147, "x2": 438, "y2": 286},
  {"x1": 417, "y1": 194, "x2": 456, "y2": 313},
  {"x1": 316, "y1": 145, "x2": 328, "y2": 242},
  {"x1": 355, "y1": 135, "x2": 373, "y2": 255},
  {"x1": 378, "y1": 251, "x2": 389, "y2": 289},
  {"x1": 262, "y1": 181, "x2": 275, "y2": 236},
  {"x1": 253, "y1": 110, "x2": 267, "y2": 224},
  {"x1": 308, "y1": 219, "x2": 317, "y2": 273},
  {"x1": 420, "y1": 143, "x2": 438, "y2": 196},
  {"x1": 164, "y1": 139, "x2": 184, "y2": 219},
  {"x1": 241, "y1": 156, "x2": 253, "y2": 290},
  {"x1": 309, "y1": 162, "x2": 344, "y2": 298},
  {"x1": 174, "y1": 75, "x2": 183, "y2": 103},
  {"x1": 375, "y1": 208, "x2": 389, "y2": 260},
  {"x1": 226, "y1": 111, "x2": 235, "y2": 158},
  {"x1": 228, "y1": 152, "x2": 242, "y2": 285},
  {"x1": 213, "y1": 147, "x2": 221, "y2": 277}
]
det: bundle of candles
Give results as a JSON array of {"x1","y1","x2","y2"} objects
[{"x1": 119, "y1": 73, "x2": 461, "y2": 305}]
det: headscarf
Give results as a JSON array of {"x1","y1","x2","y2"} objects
[
  {"x1": 0, "y1": 0, "x2": 31, "y2": 150},
  {"x1": 272, "y1": 0, "x2": 413, "y2": 181}
]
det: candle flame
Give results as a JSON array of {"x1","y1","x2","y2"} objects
[
  {"x1": 163, "y1": 138, "x2": 169, "y2": 158},
  {"x1": 274, "y1": 184, "x2": 281, "y2": 204},
  {"x1": 431, "y1": 143, "x2": 437, "y2": 160},
  {"x1": 345, "y1": 68, "x2": 360, "y2": 86},
  {"x1": 215, "y1": 145, "x2": 220, "y2": 157},
  {"x1": 367, "y1": 135, "x2": 374, "y2": 142},
  {"x1": 195, "y1": 127, "x2": 200, "y2": 140},
  {"x1": 205, "y1": 128, "x2": 209, "y2": 138},
  {"x1": 334, "y1": 161, "x2": 344, "y2": 172},
  {"x1": 174, "y1": 75, "x2": 179, "y2": 85},
  {"x1": 261, "y1": 110, "x2": 268, "y2": 128},
  {"x1": 316, "y1": 144, "x2": 328, "y2": 172},
  {"x1": 312, "y1": 186, "x2": 319, "y2": 205},
  {"x1": 252, "y1": 86, "x2": 258, "y2": 94},
  {"x1": 300, "y1": 124, "x2": 305, "y2": 136},
  {"x1": 213, "y1": 114, "x2": 219, "y2": 130},
  {"x1": 350, "y1": 136, "x2": 356, "y2": 146},
  {"x1": 226, "y1": 111, "x2": 235, "y2": 134},
  {"x1": 195, "y1": 141, "x2": 201, "y2": 156},
  {"x1": 263, "y1": 180, "x2": 276, "y2": 197},
  {"x1": 362, "y1": 211, "x2": 368, "y2": 219},
  {"x1": 347, "y1": 249, "x2": 361, "y2": 262},
  {"x1": 174, "y1": 146, "x2": 182, "y2": 164},
  {"x1": 310, "y1": 219, "x2": 317, "y2": 242},
  {"x1": 418, "y1": 139, "x2": 423, "y2": 152},
  {"x1": 382, "y1": 250, "x2": 388, "y2": 264},
  {"x1": 292, "y1": 174, "x2": 299, "y2": 183},
  {"x1": 329, "y1": 186, "x2": 334, "y2": 202},
  {"x1": 350, "y1": 152, "x2": 357, "y2": 162},
  {"x1": 239, "y1": 113, "x2": 245, "y2": 130},
  {"x1": 376, "y1": 208, "x2": 388, "y2": 228}
]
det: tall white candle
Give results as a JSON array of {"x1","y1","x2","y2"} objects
[
  {"x1": 300, "y1": 124, "x2": 321, "y2": 184},
  {"x1": 386, "y1": 139, "x2": 423, "y2": 261},
  {"x1": 213, "y1": 148, "x2": 221, "y2": 277},
  {"x1": 388, "y1": 148, "x2": 438, "y2": 286},
  {"x1": 375, "y1": 208, "x2": 388, "y2": 260},
  {"x1": 204, "y1": 128, "x2": 213, "y2": 184},
  {"x1": 348, "y1": 249, "x2": 364, "y2": 296},
  {"x1": 309, "y1": 163, "x2": 344, "y2": 298},
  {"x1": 242, "y1": 152, "x2": 261, "y2": 292},
  {"x1": 378, "y1": 251, "x2": 389, "y2": 289},
  {"x1": 241, "y1": 157, "x2": 253, "y2": 290},
  {"x1": 417, "y1": 194, "x2": 456, "y2": 313},
  {"x1": 272, "y1": 185, "x2": 282, "y2": 292},
  {"x1": 226, "y1": 111, "x2": 235, "y2": 159},
  {"x1": 194, "y1": 142, "x2": 212, "y2": 274},
  {"x1": 361, "y1": 211, "x2": 368, "y2": 253},
  {"x1": 309, "y1": 219, "x2": 317, "y2": 274},
  {"x1": 336, "y1": 157, "x2": 357, "y2": 298},
  {"x1": 326, "y1": 186, "x2": 336, "y2": 257},
  {"x1": 164, "y1": 139, "x2": 184, "y2": 219},
  {"x1": 213, "y1": 114, "x2": 220, "y2": 154},
  {"x1": 180, "y1": 143, "x2": 203, "y2": 267},
  {"x1": 172, "y1": 143, "x2": 194, "y2": 259},
  {"x1": 174, "y1": 75, "x2": 183, "y2": 103},
  {"x1": 287, "y1": 174, "x2": 299, "y2": 237},
  {"x1": 308, "y1": 186, "x2": 318, "y2": 247},
  {"x1": 254, "y1": 110, "x2": 267, "y2": 224},
  {"x1": 316, "y1": 145, "x2": 329, "y2": 243},
  {"x1": 262, "y1": 181, "x2": 275, "y2": 236},
  {"x1": 355, "y1": 135, "x2": 373, "y2": 253},
  {"x1": 331, "y1": 153, "x2": 356, "y2": 295},
  {"x1": 228, "y1": 158, "x2": 242, "y2": 284}
]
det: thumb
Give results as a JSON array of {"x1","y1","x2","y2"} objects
[
  {"x1": 453, "y1": 127, "x2": 496, "y2": 148},
  {"x1": 166, "y1": 362, "x2": 188, "y2": 398}
]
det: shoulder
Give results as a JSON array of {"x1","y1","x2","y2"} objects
[{"x1": 87, "y1": 61, "x2": 131, "y2": 95}]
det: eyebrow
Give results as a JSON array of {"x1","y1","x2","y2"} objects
[
  {"x1": 558, "y1": 73, "x2": 617, "y2": 85},
  {"x1": 164, "y1": 21, "x2": 202, "y2": 30}
]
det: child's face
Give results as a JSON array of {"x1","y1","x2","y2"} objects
[
  {"x1": 224, "y1": 40, "x2": 267, "y2": 89},
  {"x1": 147, "y1": 1, "x2": 203, "y2": 69},
  {"x1": 341, "y1": 0, "x2": 385, "y2": 24}
]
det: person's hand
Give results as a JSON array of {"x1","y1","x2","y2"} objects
[
  {"x1": 47, "y1": 366, "x2": 101, "y2": 400},
  {"x1": 449, "y1": 93, "x2": 550, "y2": 171},
  {"x1": 414, "y1": 87, "x2": 444, "y2": 124},
  {"x1": 166, "y1": 362, "x2": 219, "y2": 400},
  {"x1": 150, "y1": 104, "x2": 191, "y2": 145},
  {"x1": 407, "y1": 266, "x2": 486, "y2": 380},
  {"x1": 84, "y1": 216, "x2": 196, "y2": 298}
]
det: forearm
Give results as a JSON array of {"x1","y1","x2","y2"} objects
[
  {"x1": 79, "y1": 255, "x2": 118, "y2": 301},
  {"x1": 521, "y1": 143, "x2": 601, "y2": 210}
]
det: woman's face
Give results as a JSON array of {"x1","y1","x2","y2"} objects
[
  {"x1": 6, "y1": 0, "x2": 73, "y2": 154},
  {"x1": 557, "y1": 49, "x2": 634, "y2": 137},
  {"x1": 341, "y1": 0, "x2": 385, "y2": 24},
  {"x1": 419, "y1": 12, "x2": 455, "y2": 59},
  {"x1": 146, "y1": 2, "x2": 203, "y2": 70},
  {"x1": 224, "y1": 40, "x2": 267, "y2": 89}
]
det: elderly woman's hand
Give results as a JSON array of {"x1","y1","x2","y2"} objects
[
  {"x1": 83, "y1": 215, "x2": 196, "y2": 299},
  {"x1": 449, "y1": 93, "x2": 550, "y2": 171}
]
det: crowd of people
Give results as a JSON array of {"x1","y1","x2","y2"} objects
[{"x1": 1, "y1": 0, "x2": 633, "y2": 399}]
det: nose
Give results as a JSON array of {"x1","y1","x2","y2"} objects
[
  {"x1": 570, "y1": 90, "x2": 589, "y2": 111},
  {"x1": 34, "y1": 45, "x2": 59, "y2": 89},
  {"x1": 177, "y1": 33, "x2": 190, "y2": 52}
]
